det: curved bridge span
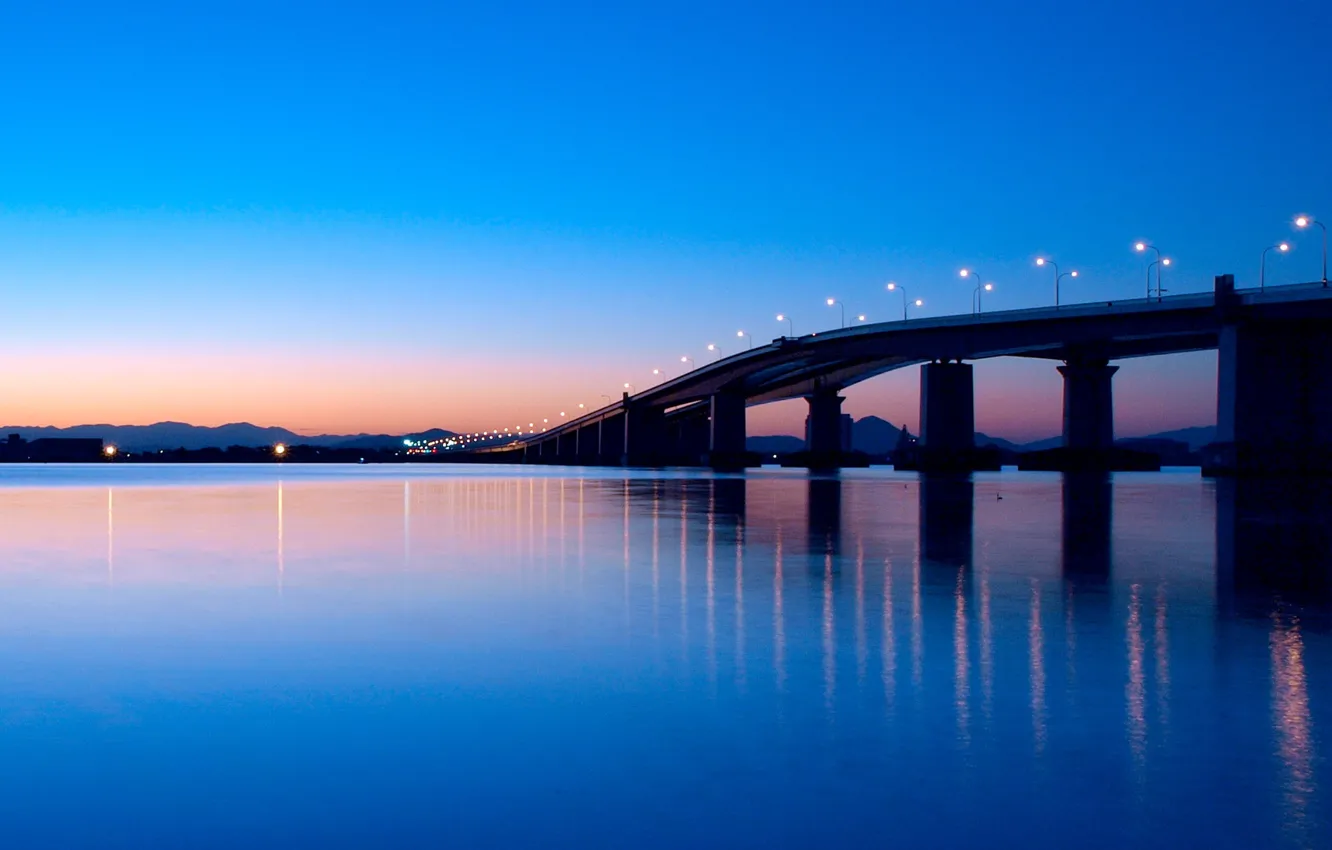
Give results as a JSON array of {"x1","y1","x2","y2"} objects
[{"x1": 483, "y1": 276, "x2": 1332, "y2": 474}]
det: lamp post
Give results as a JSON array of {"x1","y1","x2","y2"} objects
[
  {"x1": 706, "y1": 343, "x2": 722, "y2": 360},
  {"x1": 1261, "y1": 242, "x2": 1290, "y2": 290},
  {"x1": 826, "y1": 298, "x2": 845, "y2": 329},
  {"x1": 776, "y1": 314, "x2": 793, "y2": 336},
  {"x1": 886, "y1": 281, "x2": 913, "y2": 321},
  {"x1": 972, "y1": 282, "x2": 994, "y2": 313},
  {"x1": 1134, "y1": 242, "x2": 1163, "y2": 299},
  {"x1": 1035, "y1": 257, "x2": 1077, "y2": 307},
  {"x1": 1295, "y1": 215, "x2": 1327, "y2": 286},
  {"x1": 1146, "y1": 257, "x2": 1171, "y2": 300},
  {"x1": 737, "y1": 330, "x2": 752, "y2": 349},
  {"x1": 856, "y1": 313, "x2": 867, "y2": 323},
  {"x1": 680, "y1": 355, "x2": 694, "y2": 370}
]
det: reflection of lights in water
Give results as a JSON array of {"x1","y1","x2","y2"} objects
[
  {"x1": 954, "y1": 567, "x2": 970, "y2": 744},
  {"x1": 1065, "y1": 585, "x2": 1077, "y2": 693},
  {"x1": 277, "y1": 481, "x2": 285, "y2": 595},
  {"x1": 735, "y1": 518, "x2": 746, "y2": 691},
  {"x1": 882, "y1": 558, "x2": 895, "y2": 711},
  {"x1": 706, "y1": 494, "x2": 717, "y2": 687},
  {"x1": 651, "y1": 485, "x2": 660, "y2": 641},
  {"x1": 823, "y1": 550, "x2": 836, "y2": 715},
  {"x1": 107, "y1": 487, "x2": 114, "y2": 585},
  {"x1": 1271, "y1": 610, "x2": 1314, "y2": 839},
  {"x1": 680, "y1": 491, "x2": 688, "y2": 660},
  {"x1": 623, "y1": 479, "x2": 630, "y2": 620},
  {"x1": 774, "y1": 526, "x2": 786, "y2": 693},
  {"x1": 980, "y1": 563, "x2": 993, "y2": 722},
  {"x1": 1126, "y1": 584, "x2": 1146, "y2": 766},
  {"x1": 1030, "y1": 579, "x2": 1046, "y2": 753},
  {"x1": 403, "y1": 480, "x2": 410, "y2": 569},
  {"x1": 911, "y1": 553, "x2": 923, "y2": 691},
  {"x1": 855, "y1": 537, "x2": 867, "y2": 685},
  {"x1": 1154, "y1": 583, "x2": 1170, "y2": 732}
]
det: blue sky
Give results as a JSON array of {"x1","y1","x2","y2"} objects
[{"x1": 0, "y1": 1, "x2": 1327, "y2": 438}]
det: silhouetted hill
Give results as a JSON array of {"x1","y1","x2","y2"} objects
[
  {"x1": 851, "y1": 416, "x2": 901, "y2": 454},
  {"x1": 1135, "y1": 426, "x2": 1216, "y2": 451},
  {"x1": 0, "y1": 422, "x2": 457, "y2": 452},
  {"x1": 747, "y1": 435, "x2": 806, "y2": 454}
]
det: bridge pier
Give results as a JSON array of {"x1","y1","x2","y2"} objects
[
  {"x1": 1060, "y1": 359, "x2": 1118, "y2": 450},
  {"x1": 622, "y1": 404, "x2": 666, "y2": 466},
  {"x1": 803, "y1": 389, "x2": 846, "y2": 466},
  {"x1": 911, "y1": 361, "x2": 995, "y2": 471},
  {"x1": 1206, "y1": 318, "x2": 1332, "y2": 475},
  {"x1": 706, "y1": 391, "x2": 750, "y2": 469}
]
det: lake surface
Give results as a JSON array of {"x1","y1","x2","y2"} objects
[{"x1": 0, "y1": 464, "x2": 1327, "y2": 848}]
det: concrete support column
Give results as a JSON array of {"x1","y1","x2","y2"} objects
[
  {"x1": 805, "y1": 390, "x2": 845, "y2": 455},
  {"x1": 622, "y1": 404, "x2": 666, "y2": 466},
  {"x1": 600, "y1": 413, "x2": 625, "y2": 464},
  {"x1": 1211, "y1": 320, "x2": 1332, "y2": 474},
  {"x1": 920, "y1": 361, "x2": 975, "y2": 454},
  {"x1": 1059, "y1": 359, "x2": 1118, "y2": 450},
  {"x1": 708, "y1": 391, "x2": 747, "y2": 460}
]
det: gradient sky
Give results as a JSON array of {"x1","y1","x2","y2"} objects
[{"x1": 2, "y1": 1, "x2": 1328, "y2": 440}]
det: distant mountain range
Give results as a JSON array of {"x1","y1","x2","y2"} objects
[
  {"x1": 0, "y1": 422, "x2": 456, "y2": 452},
  {"x1": 1, "y1": 418, "x2": 1219, "y2": 456}
]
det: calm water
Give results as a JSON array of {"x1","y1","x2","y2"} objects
[{"x1": 0, "y1": 464, "x2": 1327, "y2": 848}]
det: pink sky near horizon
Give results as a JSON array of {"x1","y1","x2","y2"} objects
[{"x1": 1, "y1": 338, "x2": 1216, "y2": 441}]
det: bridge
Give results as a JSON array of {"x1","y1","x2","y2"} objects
[{"x1": 473, "y1": 274, "x2": 1332, "y2": 474}]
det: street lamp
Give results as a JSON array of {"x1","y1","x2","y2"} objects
[
  {"x1": 971, "y1": 281, "x2": 994, "y2": 314},
  {"x1": 886, "y1": 281, "x2": 918, "y2": 321},
  {"x1": 1135, "y1": 242, "x2": 1164, "y2": 299},
  {"x1": 680, "y1": 355, "x2": 694, "y2": 369},
  {"x1": 737, "y1": 329, "x2": 752, "y2": 349},
  {"x1": 1035, "y1": 257, "x2": 1078, "y2": 307},
  {"x1": 1295, "y1": 215, "x2": 1327, "y2": 286},
  {"x1": 826, "y1": 297, "x2": 845, "y2": 329},
  {"x1": 623, "y1": 383, "x2": 635, "y2": 394},
  {"x1": 776, "y1": 313, "x2": 793, "y2": 336},
  {"x1": 274, "y1": 443, "x2": 287, "y2": 458},
  {"x1": 1146, "y1": 257, "x2": 1172, "y2": 300},
  {"x1": 856, "y1": 313, "x2": 867, "y2": 322},
  {"x1": 706, "y1": 343, "x2": 722, "y2": 359},
  {"x1": 1260, "y1": 242, "x2": 1290, "y2": 289}
]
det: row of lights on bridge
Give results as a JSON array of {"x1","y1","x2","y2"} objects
[{"x1": 443, "y1": 215, "x2": 1327, "y2": 452}]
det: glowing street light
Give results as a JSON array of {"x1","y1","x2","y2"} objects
[
  {"x1": 1146, "y1": 257, "x2": 1172, "y2": 301},
  {"x1": 737, "y1": 329, "x2": 752, "y2": 349},
  {"x1": 826, "y1": 297, "x2": 845, "y2": 329},
  {"x1": 681, "y1": 355, "x2": 694, "y2": 369},
  {"x1": 1035, "y1": 257, "x2": 1078, "y2": 307},
  {"x1": 1260, "y1": 241, "x2": 1291, "y2": 289},
  {"x1": 776, "y1": 313, "x2": 793, "y2": 336},
  {"x1": 623, "y1": 383, "x2": 635, "y2": 394},
  {"x1": 886, "y1": 281, "x2": 917, "y2": 321},
  {"x1": 103, "y1": 444, "x2": 117, "y2": 458},
  {"x1": 972, "y1": 281, "x2": 994, "y2": 314},
  {"x1": 1134, "y1": 241, "x2": 1164, "y2": 299},
  {"x1": 856, "y1": 313, "x2": 867, "y2": 322},
  {"x1": 273, "y1": 443, "x2": 287, "y2": 458},
  {"x1": 706, "y1": 343, "x2": 722, "y2": 360},
  {"x1": 1295, "y1": 215, "x2": 1327, "y2": 285}
]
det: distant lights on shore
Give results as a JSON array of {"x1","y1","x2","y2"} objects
[{"x1": 103, "y1": 445, "x2": 117, "y2": 458}]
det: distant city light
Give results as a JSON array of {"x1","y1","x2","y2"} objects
[
  {"x1": 103, "y1": 445, "x2": 117, "y2": 458},
  {"x1": 273, "y1": 443, "x2": 287, "y2": 456}
]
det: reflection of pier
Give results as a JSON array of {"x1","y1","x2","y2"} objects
[
  {"x1": 1216, "y1": 479, "x2": 1332, "y2": 619},
  {"x1": 1061, "y1": 473, "x2": 1112, "y2": 583},
  {"x1": 808, "y1": 476, "x2": 841, "y2": 559},
  {"x1": 920, "y1": 474, "x2": 973, "y2": 570}
]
